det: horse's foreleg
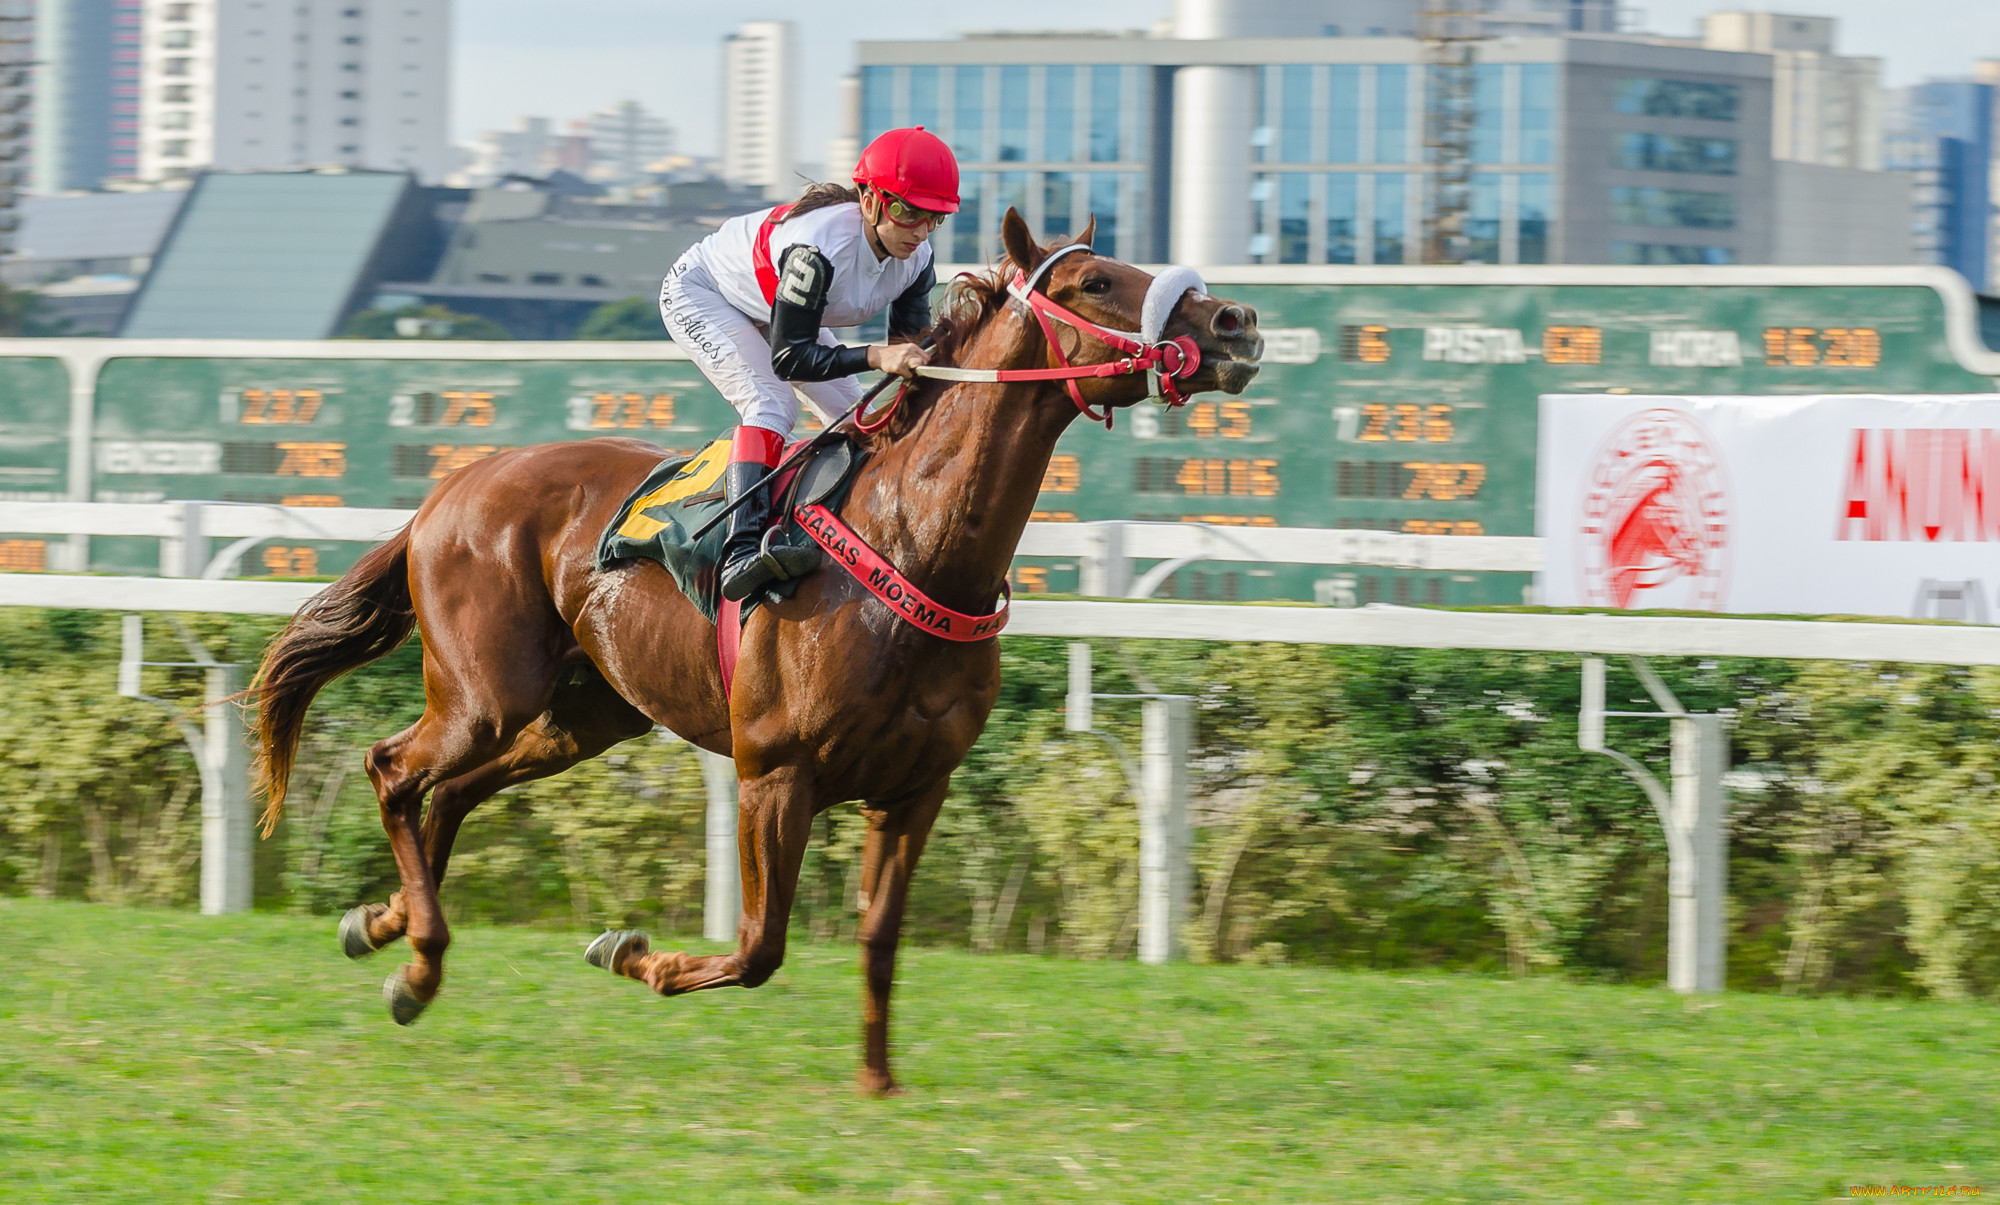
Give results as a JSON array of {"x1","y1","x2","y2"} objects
[
  {"x1": 854, "y1": 781, "x2": 949, "y2": 1096},
  {"x1": 608, "y1": 764, "x2": 816, "y2": 995}
]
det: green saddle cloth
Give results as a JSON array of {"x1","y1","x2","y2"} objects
[{"x1": 594, "y1": 435, "x2": 862, "y2": 623}]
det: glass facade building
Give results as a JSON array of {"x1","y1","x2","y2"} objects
[
  {"x1": 859, "y1": 61, "x2": 1160, "y2": 263},
  {"x1": 858, "y1": 31, "x2": 1779, "y2": 267},
  {"x1": 1249, "y1": 61, "x2": 1557, "y2": 264}
]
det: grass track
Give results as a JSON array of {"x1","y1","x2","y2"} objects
[{"x1": 1, "y1": 900, "x2": 1992, "y2": 1203}]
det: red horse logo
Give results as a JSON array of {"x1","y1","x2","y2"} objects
[{"x1": 1578, "y1": 409, "x2": 1730, "y2": 610}]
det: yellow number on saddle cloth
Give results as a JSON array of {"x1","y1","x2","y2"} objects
[{"x1": 614, "y1": 437, "x2": 732, "y2": 542}]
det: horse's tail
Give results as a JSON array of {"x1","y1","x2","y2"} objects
[{"x1": 250, "y1": 526, "x2": 416, "y2": 834}]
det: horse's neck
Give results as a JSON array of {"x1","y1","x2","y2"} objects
[{"x1": 850, "y1": 313, "x2": 1075, "y2": 611}]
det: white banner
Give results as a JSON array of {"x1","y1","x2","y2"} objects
[{"x1": 1536, "y1": 394, "x2": 2000, "y2": 622}]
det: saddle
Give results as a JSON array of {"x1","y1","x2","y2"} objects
[{"x1": 595, "y1": 434, "x2": 866, "y2": 625}]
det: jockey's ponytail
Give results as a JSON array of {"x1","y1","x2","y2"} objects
[{"x1": 781, "y1": 180, "x2": 861, "y2": 223}]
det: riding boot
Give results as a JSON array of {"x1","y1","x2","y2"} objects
[{"x1": 719, "y1": 426, "x2": 820, "y2": 603}]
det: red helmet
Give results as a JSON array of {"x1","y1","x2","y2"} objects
[{"x1": 852, "y1": 126, "x2": 960, "y2": 214}]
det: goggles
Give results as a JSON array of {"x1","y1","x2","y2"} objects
[{"x1": 874, "y1": 189, "x2": 949, "y2": 232}]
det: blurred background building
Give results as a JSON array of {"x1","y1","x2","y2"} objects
[
  {"x1": 11, "y1": 0, "x2": 2000, "y2": 337},
  {"x1": 855, "y1": 0, "x2": 1928, "y2": 267},
  {"x1": 0, "y1": 0, "x2": 30, "y2": 255},
  {"x1": 723, "y1": 20, "x2": 798, "y2": 200},
  {"x1": 135, "y1": 0, "x2": 452, "y2": 184}
]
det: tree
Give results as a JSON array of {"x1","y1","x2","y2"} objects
[
  {"x1": 576, "y1": 296, "x2": 668, "y2": 341},
  {"x1": 337, "y1": 303, "x2": 511, "y2": 340}
]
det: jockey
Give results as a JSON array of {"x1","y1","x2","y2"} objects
[{"x1": 658, "y1": 126, "x2": 957, "y2": 603}]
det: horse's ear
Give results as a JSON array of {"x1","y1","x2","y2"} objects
[
  {"x1": 1000, "y1": 207, "x2": 1044, "y2": 277},
  {"x1": 1075, "y1": 214, "x2": 1097, "y2": 251}
]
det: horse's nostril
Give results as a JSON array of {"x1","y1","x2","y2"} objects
[{"x1": 1213, "y1": 305, "x2": 1244, "y2": 335}]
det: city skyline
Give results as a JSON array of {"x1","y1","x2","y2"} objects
[{"x1": 455, "y1": 0, "x2": 2000, "y2": 163}]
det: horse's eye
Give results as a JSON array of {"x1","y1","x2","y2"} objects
[{"x1": 1080, "y1": 277, "x2": 1112, "y2": 295}]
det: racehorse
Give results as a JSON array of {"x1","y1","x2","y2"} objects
[{"x1": 248, "y1": 209, "x2": 1263, "y2": 1093}]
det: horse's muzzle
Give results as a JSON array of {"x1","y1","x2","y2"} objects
[{"x1": 1197, "y1": 303, "x2": 1263, "y2": 395}]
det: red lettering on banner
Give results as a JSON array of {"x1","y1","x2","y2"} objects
[
  {"x1": 1838, "y1": 429, "x2": 1872, "y2": 540},
  {"x1": 1837, "y1": 428, "x2": 2000, "y2": 542}
]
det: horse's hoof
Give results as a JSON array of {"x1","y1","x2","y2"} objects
[
  {"x1": 584, "y1": 929, "x2": 649, "y2": 974},
  {"x1": 339, "y1": 905, "x2": 388, "y2": 960},
  {"x1": 383, "y1": 967, "x2": 429, "y2": 1026}
]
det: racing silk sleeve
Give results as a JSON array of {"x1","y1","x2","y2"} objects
[
  {"x1": 886, "y1": 259, "x2": 936, "y2": 341},
  {"x1": 768, "y1": 244, "x2": 872, "y2": 382}
]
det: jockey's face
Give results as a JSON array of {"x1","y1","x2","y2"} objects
[{"x1": 860, "y1": 187, "x2": 936, "y2": 261}]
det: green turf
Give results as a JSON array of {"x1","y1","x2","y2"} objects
[{"x1": 1, "y1": 900, "x2": 1990, "y2": 1203}]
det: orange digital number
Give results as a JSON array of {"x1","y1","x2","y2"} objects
[
  {"x1": 592, "y1": 392, "x2": 676, "y2": 429},
  {"x1": 1361, "y1": 403, "x2": 1454, "y2": 442},
  {"x1": 428, "y1": 445, "x2": 500, "y2": 478},
  {"x1": 1542, "y1": 326, "x2": 1602, "y2": 365},
  {"x1": 261, "y1": 546, "x2": 320, "y2": 577},
  {"x1": 1041, "y1": 454, "x2": 1081, "y2": 493},
  {"x1": 440, "y1": 391, "x2": 497, "y2": 426},
  {"x1": 1400, "y1": 463, "x2": 1487, "y2": 501},
  {"x1": 275, "y1": 442, "x2": 347, "y2": 477},
  {"x1": 0, "y1": 539, "x2": 48, "y2": 572},
  {"x1": 1343, "y1": 324, "x2": 1392, "y2": 363},
  {"x1": 1402, "y1": 519, "x2": 1485, "y2": 536},
  {"x1": 239, "y1": 388, "x2": 325, "y2": 424},
  {"x1": 1180, "y1": 514, "x2": 1280, "y2": 527},
  {"x1": 1175, "y1": 458, "x2": 1279, "y2": 497},
  {"x1": 1763, "y1": 327, "x2": 1881, "y2": 368},
  {"x1": 1011, "y1": 565, "x2": 1049, "y2": 593}
]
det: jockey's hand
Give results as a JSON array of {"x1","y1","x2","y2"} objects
[{"x1": 869, "y1": 342, "x2": 931, "y2": 379}]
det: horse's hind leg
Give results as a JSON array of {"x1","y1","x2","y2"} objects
[
  {"x1": 854, "y1": 781, "x2": 948, "y2": 1096},
  {"x1": 342, "y1": 669, "x2": 653, "y2": 959}
]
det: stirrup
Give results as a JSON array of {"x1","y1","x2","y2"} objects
[
  {"x1": 756, "y1": 526, "x2": 820, "y2": 583},
  {"x1": 720, "y1": 530, "x2": 818, "y2": 602}
]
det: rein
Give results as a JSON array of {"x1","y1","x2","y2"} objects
[{"x1": 874, "y1": 247, "x2": 1207, "y2": 432}]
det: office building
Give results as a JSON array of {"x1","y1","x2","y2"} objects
[
  {"x1": 722, "y1": 21, "x2": 797, "y2": 199},
  {"x1": 1884, "y1": 80, "x2": 1995, "y2": 291},
  {"x1": 0, "y1": 0, "x2": 27, "y2": 258},
  {"x1": 584, "y1": 100, "x2": 673, "y2": 185},
  {"x1": 1702, "y1": 11, "x2": 1881, "y2": 170},
  {"x1": 137, "y1": 0, "x2": 451, "y2": 184},
  {"x1": 859, "y1": 2, "x2": 1778, "y2": 266},
  {"x1": 458, "y1": 116, "x2": 558, "y2": 186},
  {"x1": 32, "y1": 0, "x2": 108, "y2": 193}
]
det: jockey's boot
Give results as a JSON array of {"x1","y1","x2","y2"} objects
[{"x1": 719, "y1": 424, "x2": 819, "y2": 603}]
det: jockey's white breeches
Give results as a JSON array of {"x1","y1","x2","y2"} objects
[{"x1": 658, "y1": 255, "x2": 862, "y2": 438}]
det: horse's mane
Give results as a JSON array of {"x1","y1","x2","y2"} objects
[{"x1": 851, "y1": 251, "x2": 1018, "y2": 447}]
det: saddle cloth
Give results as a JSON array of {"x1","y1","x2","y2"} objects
[{"x1": 594, "y1": 433, "x2": 864, "y2": 624}]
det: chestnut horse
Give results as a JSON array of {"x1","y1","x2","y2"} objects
[{"x1": 250, "y1": 209, "x2": 1262, "y2": 1093}]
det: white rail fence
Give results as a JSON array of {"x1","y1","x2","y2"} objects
[
  {"x1": 10, "y1": 501, "x2": 2000, "y2": 988},
  {"x1": 2, "y1": 500, "x2": 1540, "y2": 589}
]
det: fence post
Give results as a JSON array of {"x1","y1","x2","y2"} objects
[
  {"x1": 199, "y1": 663, "x2": 253, "y2": 914},
  {"x1": 164, "y1": 501, "x2": 206, "y2": 579},
  {"x1": 1138, "y1": 696, "x2": 1192, "y2": 965},
  {"x1": 1671, "y1": 714, "x2": 1729, "y2": 992},
  {"x1": 699, "y1": 749, "x2": 740, "y2": 942},
  {"x1": 1078, "y1": 522, "x2": 1129, "y2": 598}
]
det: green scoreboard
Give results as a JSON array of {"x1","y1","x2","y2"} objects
[{"x1": 3, "y1": 266, "x2": 1995, "y2": 600}]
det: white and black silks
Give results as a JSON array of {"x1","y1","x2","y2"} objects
[{"x1": 658, "y1": 201, "x2": 935, "y2": 438}]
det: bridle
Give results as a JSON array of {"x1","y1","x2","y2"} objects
[{"x1": 869, "y1": 244, "x2": 1207, "y2": 432}]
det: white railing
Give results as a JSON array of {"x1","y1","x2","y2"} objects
[
  {"x1": 1, "y1": 500, "x2": 1539, "y2": 587},
  {"x1": 5, "y1": 572, "x2": 2000, "y2": 666}
]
